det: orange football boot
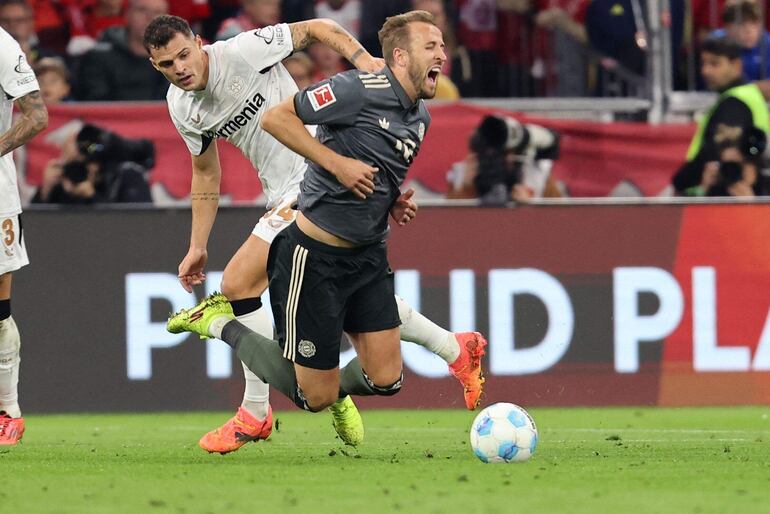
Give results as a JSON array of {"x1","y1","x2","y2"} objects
[
  {"x1": 0, "y1": 411, "x2": 24, "y2": 445},
  {"x1": 448, "y1": 332, "x2": 488, "y2": 410},
  {"x1": 199, "y1": 406, "x2": 272, "y2": 454}
]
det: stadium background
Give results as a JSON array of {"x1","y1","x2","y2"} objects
[
  {"x1": 25, "y1": 102, "x2": 694, "y2": 201},
  {"x1": 14, "y1": 202, "x2": 770, "y2": 412},
  {"x1": 5, "y1": 3, "x2": 770, "y2": 511}
]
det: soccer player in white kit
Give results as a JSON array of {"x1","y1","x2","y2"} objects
[
  {"x1": 144, "y1": 15, "x2": 486, "y2": 454},
  {"x1": 0, "y1": 27, "x2": 49, "y2": 445}
]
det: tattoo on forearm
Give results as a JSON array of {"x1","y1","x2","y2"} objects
[
  {"x1": 291, "y1": 21, "x2": 364, "y2": 65},
  {"x1": 290, "y1": 22, "x2": 312, "y2": 50},
  {"x1": 327, "y1": 25, "x2": 362, "y2": 62},
  {"x1": 191, "y1": 192, "x2": 220, "y2": 201},
  {"x1": 0, "y1": 91, "x2": 48, "y2": 157},
  {"x1": 350, "y1": 48, "x2": 365, "y2": 64}
]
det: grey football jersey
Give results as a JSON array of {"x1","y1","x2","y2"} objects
[{"x1": 293, "y1": 66, "x2": 430, "y2": 245}]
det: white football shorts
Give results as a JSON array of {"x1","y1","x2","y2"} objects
[
  {"x1": 252, "y1": 193, "x2": 298, "y2": 244},
  {"x1": 0, "y1": 214, "x2": 29, "y2": 275}
]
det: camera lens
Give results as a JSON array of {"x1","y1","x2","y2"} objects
[{"x1": 62, "y1": 161, "x2": 89, "y2": 183}]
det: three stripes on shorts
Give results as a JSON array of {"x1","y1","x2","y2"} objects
[{"x1": 283, "y1": 245, "x2": 309, "y2": 361}]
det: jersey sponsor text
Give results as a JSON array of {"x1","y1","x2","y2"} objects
[{"x1": 204, "y1": 92, "x2": 266, "y2": 139}]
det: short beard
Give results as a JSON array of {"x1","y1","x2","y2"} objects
[{"x1": 408, "y1": 63, "x2": 426, "y2": 99}]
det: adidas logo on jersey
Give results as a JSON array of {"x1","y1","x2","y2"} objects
[
  {"x1": 359, "y1": 73, "x2": 391, "y2": 89},
  {"x1": 378, "y1": 118, "x2": 390, "y2": 130},
  {"x1": 204, "y1": 93, "x2": 266, "y2": 140}
]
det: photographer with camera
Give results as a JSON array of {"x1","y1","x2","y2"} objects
[
  {"x1": 709, "y1": 146, "x2": 762, "y2": 197},
  {"x1": 674, "y1": 127, "x2": 767, "y2": 197},
  {"x1": 446, "y1": 114, "x2": 561, "y2": 204},
  {"x1": 33, "y1": 123, "x2": 154, "y2": 204},
  {"x1": 673, "y1": 35, "x2": 769, "y2": 196}
]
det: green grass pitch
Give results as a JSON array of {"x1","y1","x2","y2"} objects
[{"x1": 2, "y1": 407, "x2": 770, "y2": 513}]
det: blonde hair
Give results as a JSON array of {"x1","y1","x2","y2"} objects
[{"x1": 378, "y1": 10, "x2": 436, "y2": 65}]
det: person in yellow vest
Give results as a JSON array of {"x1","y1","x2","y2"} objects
[{"x1": 672, "y1": 36, "x2": 769, "y2": 196}]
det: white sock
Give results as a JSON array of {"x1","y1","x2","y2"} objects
[
  {"x1": 235, "y1": 308, "x2": 272, "y2": 420},
  {"x1": 395, "y1": 295, "x2": 460, "y2": 364},
  {"x1": 0, "y1": 316, "x2": 21, "y2": 418},
  {"x1": 208, "y1": 316, "x2": 231, "y2": 340}
]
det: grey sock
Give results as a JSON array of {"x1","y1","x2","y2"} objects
[
  {"x1": 222, "y1": 320, "x2": 310, "y2": 411},
  {"x1": 338, "y1": 357, "x2": 377, "y2": 397}
]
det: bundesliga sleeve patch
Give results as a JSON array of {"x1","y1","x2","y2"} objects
[{"x1": 307, "y1": 84, "x2": 337, "y2": 111}]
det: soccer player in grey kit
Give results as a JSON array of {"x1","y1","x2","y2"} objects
[{"x1": 168, "y1": 11, "x2": 485, "y2": 421}]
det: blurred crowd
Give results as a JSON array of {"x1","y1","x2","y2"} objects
[
  {"x1": 446, "y1": 30, "x2": 770, "y2": 204},
  {"x1": 2, "y1": 0, "x2": 770, "y2": 104},
  {"x1": 5, "y1": 0, "x2": 770, "y2": 204}
]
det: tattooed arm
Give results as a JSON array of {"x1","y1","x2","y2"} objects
[
  {"x1": 0, "y1": 90, "x2": 48, "y2": 157},
  {"x1": 288, "y1": 19, "x2": 384, "y2": 73},
  {"x1": 177, "y1": 141, "x2": 222, "y2": 292}
]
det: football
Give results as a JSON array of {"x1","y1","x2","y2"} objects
[{"x1": 469, "y1": 402, "x2": 538, "y2": 463}]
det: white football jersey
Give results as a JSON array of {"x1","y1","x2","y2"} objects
[
  {"x1": 0, "y1": 28, "x2": 39, "y2": 217},
  {"x1": 167, "y1": 24, "x2": 310, "y2": 206}
]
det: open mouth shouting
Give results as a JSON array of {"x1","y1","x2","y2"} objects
[{"x1": 425, "y1": 65, "x2": 441, "y2": 89}]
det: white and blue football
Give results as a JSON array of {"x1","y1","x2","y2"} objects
[{"x1": 469, "y1": 402, "x2": 538, "y2": 463}]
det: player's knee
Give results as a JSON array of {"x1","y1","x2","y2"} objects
[
  {"x1": 295, "y1": 382, "x2": 338, "y2": 412},
  {"x1": 220, "y1": 273, "x2": 267, "y2": 301},
  {"x1": 362, "y1": 361, "x2": 403, "y2": 396},
  {"x1": 219, "y1": 274, "x2": 242, "y2": 300},
  {"x1": 369, "y1": 371, "x2": 403, "y2": 397},
  {"x1": 303, "y1": 389, "x2": 338, "y2": 412}
]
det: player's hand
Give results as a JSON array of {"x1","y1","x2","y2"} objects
[
  {"x1": 356, "y1": 55, "x2": 386, "y2": 73},
  {"x1": 390, "y1": 188, "x2": 417, "y2": 226},
  {"x1": 178, "y1": 247, "x2": 208, "y2": 293},
  {"x1": 332, "y1": 156, "x2": 379, "y2": 200}
]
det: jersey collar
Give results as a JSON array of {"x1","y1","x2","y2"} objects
[
  {"x1": 384, "y1": 66, "x2": 417, "y2": 110},
  {"x1": 198, "y1": 45, "x2": 219, "y2": 96}
]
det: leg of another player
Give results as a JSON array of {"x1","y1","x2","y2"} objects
[
  {"x1": 395, "y1": 295, "x2": 460, "y2": 363},
  {"x1": 220, "y1": 320, "x2": 325, "y2": 411},
  {"x1": 0, "y1": 272, "x2": 24, "y2": 445},
  {"x1": 221, "y1": 234, "x2": 272, "y2": 420},
  {"x1": 197, "y1": 235, "x2": 272, "y2": 454},
  {"x1": 170, "y1": 302, "x2": 366, "y2": 444},
  {"x1": 395, "y1": 295, "x2": 488, "y2": 410}
]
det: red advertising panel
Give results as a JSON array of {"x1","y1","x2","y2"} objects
[
  {"x1": 660, "y1": 205, "x2": 770, "y2": 405},
  {"x1": 23, "y1": 103, "x2": 693, "y2": 202}
]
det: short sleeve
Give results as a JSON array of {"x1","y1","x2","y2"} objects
[
  {"x1": 0, "y1": 33, "x2": 39, "y2": 100},
  {"x1": 234, "y1": 23, "x2": 294, "y2": 73},
  {"x1": 169, "y1": 107, "x2": 208, "y2": 156},
  {"x1": 293, "y1": 71, "x2": 365, "y2": 126}
]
